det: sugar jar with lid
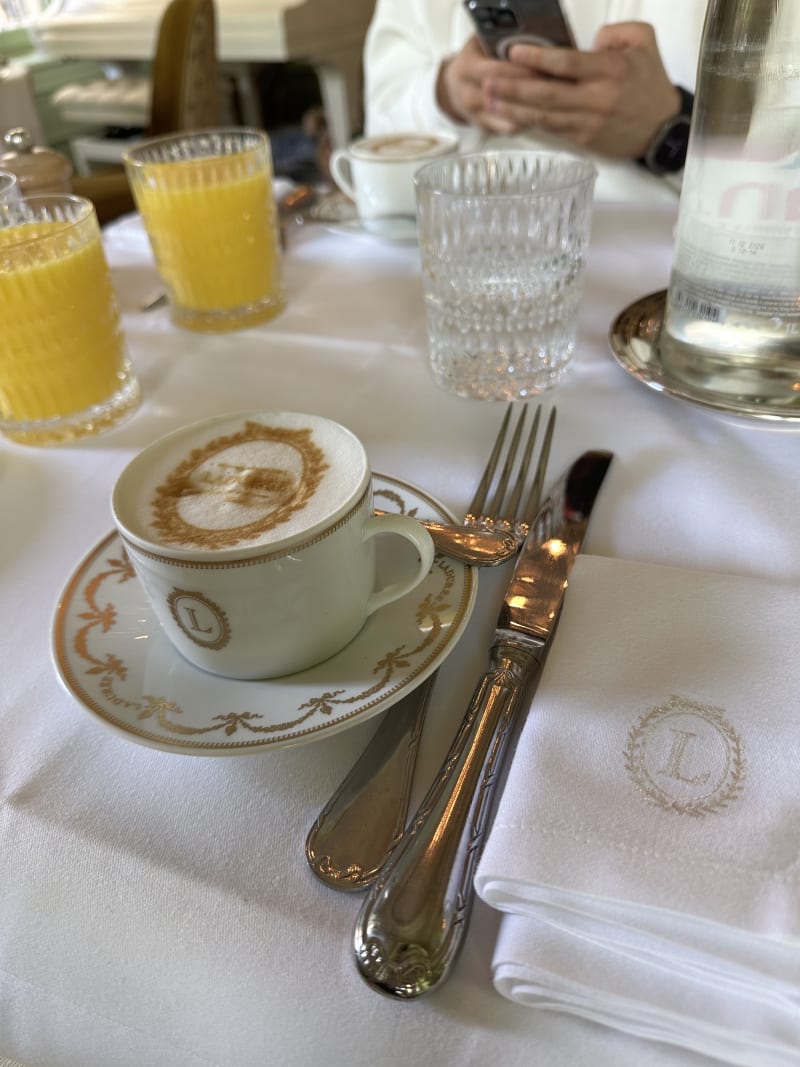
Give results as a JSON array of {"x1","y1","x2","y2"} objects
[{"x1": 0, "y1": 126, "x2": 73, "y2": 196}]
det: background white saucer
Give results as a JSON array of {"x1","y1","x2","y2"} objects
[{"x1": 308, "y1": 191, "x2": 418, "y2": 243}]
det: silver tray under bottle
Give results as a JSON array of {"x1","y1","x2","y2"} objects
[{"x1": 609, "y1": 290, "x2": 800, "y2": 427}]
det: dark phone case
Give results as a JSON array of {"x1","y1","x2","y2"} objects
[{"x1": 464, "y1": 0, "x2": 575, "y2": 57}]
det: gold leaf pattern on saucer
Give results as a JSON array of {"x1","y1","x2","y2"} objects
[
  {"x1": 52, "y1": 475, "x2": 478, "y2": 755},
  {"x1": 70, "y1": 548, "x2": 455, "y2": 739}
]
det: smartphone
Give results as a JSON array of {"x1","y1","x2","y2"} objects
[{"x1": 463, "y1": 0, "x2": 576, "y2": 58}]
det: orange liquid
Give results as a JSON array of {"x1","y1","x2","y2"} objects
[
  {"x1": 0, "y1": 221, "x2": 129, "y2": 424},
  {"x1": 134, "y1": 157, "x2": 283, "y2": 329}
]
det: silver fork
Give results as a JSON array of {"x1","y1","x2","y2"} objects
[{"x1": 305, "y1": 402, "x2": 555, "y2": 891}]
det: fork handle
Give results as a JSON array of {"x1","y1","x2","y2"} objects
[
  {"x1": 352, "y1": 633, "x2": 545, "y2": 999},
  {"x1": 374, "y1": 510, "x2": 518, "y2": 567}
]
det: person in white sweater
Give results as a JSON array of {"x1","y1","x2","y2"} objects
[{"x1": 363, "y1": 0, "x2": 708, "y2": 202}]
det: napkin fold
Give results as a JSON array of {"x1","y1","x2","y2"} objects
[{"x1": 474, "y1": 555, "x2": 800, "y2": 1067}]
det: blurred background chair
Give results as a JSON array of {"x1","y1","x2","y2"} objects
[{"x1": 71, "y1": 0, "x2": 221, "y2": 225}]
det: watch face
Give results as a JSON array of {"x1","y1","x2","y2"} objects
[{"x1": 650, "y1": 116, "x2": 691, "y2": 174}]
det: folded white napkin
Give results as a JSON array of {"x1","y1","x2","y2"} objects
[{"x1": 474, "y1": 555, "x2": 800, "y2": 1067}]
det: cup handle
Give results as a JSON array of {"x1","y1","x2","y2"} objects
[
  {"x1": 329, "y1": 149, "x2": 356, "y2": 200},
  {"x1": 362, "y1": 515, "x2": 435, "y2": 615}
]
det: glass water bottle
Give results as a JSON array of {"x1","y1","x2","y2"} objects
[{"x1": 660, "y1": 0, "x2": 800, "y2": 405}]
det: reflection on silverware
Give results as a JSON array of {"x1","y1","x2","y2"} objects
[
  {"x1": 376, "y1": 402, "x2": 556, "y2": 568},
  {"x1": 306, "y1": 403, "x2": 555, "y2": 892},
  {"x1": 374, "y1": 510, "x2": 518, "y2": 567},
  {"x1": 353, "y1": 449, "x2": 612, "y2": 1000}
]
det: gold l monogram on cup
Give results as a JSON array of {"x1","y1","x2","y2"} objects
[
  {"x1": 111, "y1": 412, "x2": 435, "y2": 679},
  {"x1": 124, "y1": 128, "x2": 285, "y2": 333}
]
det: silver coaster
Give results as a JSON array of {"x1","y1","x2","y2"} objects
[{"x1": 608, "y1": 290, "x2": 800, "y2": 426}]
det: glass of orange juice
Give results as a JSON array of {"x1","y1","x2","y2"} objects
[
  {"x1": 0, "y1": 194, "x2": 141, "y2": 446},
  {"x1": 124, "y1": 128, "x2": 285, "y2": 333}
]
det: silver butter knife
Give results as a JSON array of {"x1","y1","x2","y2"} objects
[
  {"x1": 353, "y1": 449, "x2": 613, "y2": 999},
  {"x1": 305, "y1": 673, "x2": 436, "y2": 890}
]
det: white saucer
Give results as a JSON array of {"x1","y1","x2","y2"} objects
[
  {"x1": 52, "y1": 475, "x2": 477, "y2": 756},
  {"x1": 334, "y1": 217, "x2": 418, "y2": 243},
  {"x1": 308, "y1": 192, "x2": 418, "y2": 243},
  {"x1": 609, "y1": 290, "x2": 800, "y2": 427}
]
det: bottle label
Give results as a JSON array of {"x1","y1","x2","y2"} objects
[{"x1": 673, "y1": 149, "x2": 800, "y2": 301}]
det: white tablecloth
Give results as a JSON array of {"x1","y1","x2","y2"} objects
[{"x1": 0, "y1": 201, "x2": 797, "y2": 1066}]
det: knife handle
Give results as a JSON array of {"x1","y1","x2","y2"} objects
[
  {"x1": 353, "y1": 634, "x2": 544, "y2": 999},
  {"x1": 305, "y1": 673, "x2": 436, "y2": 891}
]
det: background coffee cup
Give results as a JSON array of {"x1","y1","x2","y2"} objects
[
  {"x1": 111, "y1": 411, "x2": 435, "y2": 680},
  {"x1": 329, "y1": 132, "x2": 458, "y2": 234}
]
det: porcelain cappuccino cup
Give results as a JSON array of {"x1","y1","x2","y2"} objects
[
  {"x1": 329, "y1": 131, "x2": 458, "y2": 234},
  {"x1": 111, "y1": 412, "x2": 435, "y2": 680}
]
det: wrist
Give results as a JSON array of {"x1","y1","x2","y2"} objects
[{"x1": 637, "y1": 85, "x2": 694, "y2": 176}]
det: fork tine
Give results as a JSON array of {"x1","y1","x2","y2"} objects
[
  {"x1": 486, "y1": 405, "x2": 528, "y2": 519},
  {"x1": 467, "y1": 402, "x2": 554, "y2": 531},
  {"x1": 466, "y1": 403, "x2": 513, "y2": 519},
  {"x1": 520, "y1": 406, "x2": 556, "y2": 525},
  {"x1": 503, "y1": 405, "x2": 541, "y2": 520}
]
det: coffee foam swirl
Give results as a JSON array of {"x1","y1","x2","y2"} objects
[
  {"x1": 357, "y1": 134, "x2": 452, "y2": 160},
  {"x1": 120, "y1": 414, "x2": 367, "y2": 551}
]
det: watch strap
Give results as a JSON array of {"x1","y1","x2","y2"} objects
[{"x1": 637, "y1": 85, "x2": 694, "y2": 176}]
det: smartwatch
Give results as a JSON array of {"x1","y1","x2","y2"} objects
[{"x1": 638, "y1": 86, "x2": 694, "y2": 176}]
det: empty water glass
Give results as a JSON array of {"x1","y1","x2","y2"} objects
[{"x1": 414, "y1": 151, "x2": 597, "y2": 400}]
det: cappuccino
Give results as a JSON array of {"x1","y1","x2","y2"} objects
[
  {"x1": 110, "y1": 411, "x2": 434, "y2": 678},
  {"x1": 329, "y1": 130, "x2": 458, "y2": 235},
  {"x1": 351, "y1": 134, "x2": 454, "y2": 161},
  {"x1": 117, "y1": 412, "x2": 368, "y2": 553}
]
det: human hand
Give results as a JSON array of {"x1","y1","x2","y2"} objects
[
  {"x1": 436, "y1": 35, "x2": 529, "y2": 133},
  {"x1": 486, "y1": 22, "x2": 681, "y2": 158}
]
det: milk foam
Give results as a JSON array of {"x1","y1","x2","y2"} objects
[
  {"x1": 359, "y1": 134, "x2": 450, "y2": 160},
  {"x1": 118, "y1": 413, "x2": 368, "y2": 552}
]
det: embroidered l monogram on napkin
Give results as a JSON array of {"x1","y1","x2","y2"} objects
[{"x1": 624, "y1": 694, "x2": 746, "y2": 817}]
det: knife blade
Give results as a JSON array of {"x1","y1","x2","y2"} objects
[{"x1": 352, "y1": 449, "x2": 613, "y2": 999}]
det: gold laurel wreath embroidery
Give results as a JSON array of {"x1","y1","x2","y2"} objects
[
  {"x1": 624, "y1": 695, "x2": 746, "y2": 817},
  {"x1": 74, "y1": 492, "x2": 454, "y2": 739}
]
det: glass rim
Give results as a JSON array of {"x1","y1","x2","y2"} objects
[
  {"x1": 414, "y1": 149, "x2": 598, "y2": 197},
  {"x1": 123, "y1": 126, "x2": 268, "y2": 168},
  {"x1": 0, "y1": 193, "x2": 95, "y2": 245}
]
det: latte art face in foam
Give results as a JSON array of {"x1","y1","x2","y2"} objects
[
  {"x1": 123, "y1": 414, "x2": 368, "y2": 551},
  {"x1": 356, "y1": 134, "x2": 451, "y2": 161}
]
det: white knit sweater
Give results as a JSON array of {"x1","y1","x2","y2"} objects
[{"x1": 364, "y1": 0, "x2": 708, "y2": 203}]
